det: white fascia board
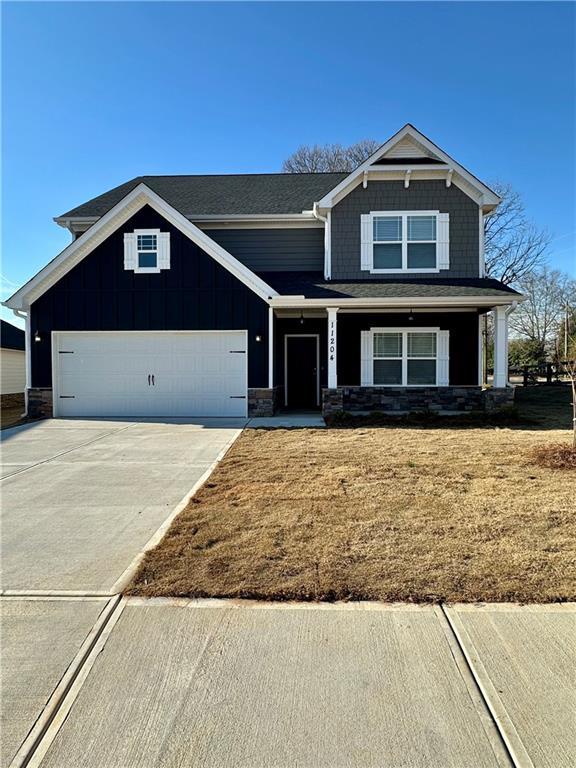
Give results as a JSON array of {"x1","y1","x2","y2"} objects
[
  {"x1": 5, "y1": 184, "x2": 279, "y2": 310},
  {"x1": 315, "y1": 124, "x2": 501, "y2": 210},
  {"x1": 269, "y1": 295, "x2": 522, "y2": 309}
]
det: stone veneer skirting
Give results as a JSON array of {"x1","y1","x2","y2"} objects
[
  {"x1": 247, "y1": 387, "x2": 280, "y2": 417},
  {"x1": 27, "y1": 388, "x2": 53, "y2": 418},
  {"x1": 322, "y1": 386, "x2": 514, "y2": 417}
]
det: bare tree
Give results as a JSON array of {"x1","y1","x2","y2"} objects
[
  {"x1": 509, "y1": 267, "x2": 576, "y2": 351},
  {"x1": 282, "y1": 139, "x2": 381, "y2": 173},
  {"x1": 484, "y1": 182, "x2": 550, "y2": 285}
]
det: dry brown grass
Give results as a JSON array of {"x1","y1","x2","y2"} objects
[{"x1": 129, "y1": 390, "x2": 576, "y2": 603}]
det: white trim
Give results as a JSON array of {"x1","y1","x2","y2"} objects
[
  {"x1": 5, "y1": 184, "x2": 279, "y2": 310},
  {"x1": 366, "y1": 211, "x2": 443, "y2": 274},
  {"x1": 478, "y1": 316, "x2": 484, "y2": 386},
  {"x1": 270, "y1": 296, "x2": 521, "y2": 309},
  {"x1": 315, "y1": 124, "x2": 501, "y2": 211},
  {"x1": 51, "y1": 330, "x2": 249, "y2": 418},
  {"x1": 327, "y1": 307, "x2": 338, "y2": 388},
  {"x1": 284, "y1": 334, "x2": 320, "y2": 407},
  {"x1": 479, "y1": 209, "x2": 485, "y2": 277},
  {"x1": 365, "y1": 327, "x2": 442, "y2": 387},
  {"x1": 268, "y1": 306, "x2": 274, "y2": 389}
]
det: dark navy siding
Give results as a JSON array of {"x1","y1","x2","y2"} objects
[
  {"x1": 30, "y1": 205, "x2": 269, "y2": 388},
  {"x1": 337, "y1": 312, "x2": 479, "y2": 386},
  {"x1": 203, "y1": 227, "x2": 324, "y2": 272}
]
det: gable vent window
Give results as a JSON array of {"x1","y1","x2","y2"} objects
[
  {"x1": 361, "y1": 211, "x2": 449, "y2": 273},
  {"x1": 124, "y1": 229, "x2": 170, "y2": 274}
]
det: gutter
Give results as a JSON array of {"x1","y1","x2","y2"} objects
[
  {"x1": 269, "y1": 295, "x2": 523, "y2": 310},
  {"x1": 313, "y1": 203, "x2": 330, "y2": 279},
  {"x1": 11, "y1": 309, "x2": 29, "y2": 417}
]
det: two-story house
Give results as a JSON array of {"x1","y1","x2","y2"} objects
[{"x1": 5, "y1": 125, "x2": 521, "y2": 420}]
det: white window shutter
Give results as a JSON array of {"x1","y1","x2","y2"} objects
[
  {"x1": 360, "y1": 214, "x2": 372, "y2": 271},
  {"x1": 123, "y1": 233, "x2": 137, "y2": 270},
  {"x1": 157, "y1": 232, "x2": 170, "y2": 270},
  {"x1": 361, "y1": 331, "x2": 372, "y2": 385},
  {"x1": 437, "y1": 330, "x2": 450, "y2": 386},
  {"x1": 437, "y1": 213, "x2": 450, "y2": 270}
]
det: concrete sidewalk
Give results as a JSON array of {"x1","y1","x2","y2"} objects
[{"x1": 21, "y1": 600, "x2": 510, "y2": 768}]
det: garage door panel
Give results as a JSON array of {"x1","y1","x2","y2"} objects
[{"x1": 55, "y1": 332, "x2": 247, "y2": 417}]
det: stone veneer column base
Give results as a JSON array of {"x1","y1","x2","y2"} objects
[
  {"x1": 27, "y1": 388, "x2": 53, "y2": 419},
  {"x1": 322, "y1": 386, "x2": 515, "y2": 417},
  {"x1": 247, "y1": 387, "x2": 280, "y2": 417}
]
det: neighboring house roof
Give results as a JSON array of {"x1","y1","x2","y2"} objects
[
  {"x1": 260, "y1": 273, "x2": 520, "y2": 301},
  {"x1": 56, "y1": 173, "x2": 348, "y2": 221},
  {"x1": 0, "y1": 319, "x2": 25, "y2": 350}
]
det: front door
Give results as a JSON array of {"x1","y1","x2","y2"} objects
[{"x1": 285, "y1": 335, "x2": 319, "y2": 409}]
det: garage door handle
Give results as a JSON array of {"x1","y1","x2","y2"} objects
[
  {"x1": 230, "y1": 396, "x2": 246, "y2": 399},
  {"x1": 151, "y1": 375, "x2": 155, "y2": 386},
  {"x1": 148, "y1": 374, "x2": 151, "y2": 386}
]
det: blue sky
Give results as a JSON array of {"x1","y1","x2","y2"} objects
[{"x1": 2, "y1": 1, "x2": 575, "y2": 327}]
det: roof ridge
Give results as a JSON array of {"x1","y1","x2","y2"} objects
[{"x1": 140, "y1": 171, "x2": 348, "y2": 178}]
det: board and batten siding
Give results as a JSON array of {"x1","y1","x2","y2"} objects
[
  {"x1": 203, "y1": 228, "x2": 324, "y2": 272},
  {"x1": 30, "y1": 205, "x2": 269, "y2": 389},
  {"x1": 336, "y1": 312, "x2": 480, "y2": 386},
  {"x1": 0, "y1": 349, "x2": 26, "y2": 394},
  {"x1": 331, "y1": 180, "x2": 480, "y2": 280}
]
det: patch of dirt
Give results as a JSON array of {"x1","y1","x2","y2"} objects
[{"x1": 531, "y1": 443, "x2": 576, "y2": 470}]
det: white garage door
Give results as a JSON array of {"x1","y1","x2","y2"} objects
[{"x1": 53, "y1": 331, "x2": 247, "y2": 418}]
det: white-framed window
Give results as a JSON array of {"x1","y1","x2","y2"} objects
[
  {"x1": 360, "y1": 211, "x2": 449, "y2": 273},
  {"x1": 123, "y1": 229, "x2": 170, "y2": 274},
  {"x1": 361, "y1": 327, "x2": 450, "y2": 387}
]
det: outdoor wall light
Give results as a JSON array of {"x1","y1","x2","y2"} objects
[
  {"x1": 34, "y1": 330, "x2": 41, "y2": 342},
  {"x1": 255, "y1": 334, "x2": 262, "y2": 342}
]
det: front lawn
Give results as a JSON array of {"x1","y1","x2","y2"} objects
[{"x1": 129, "y1": 386, "x2": 576, "y2": 603}]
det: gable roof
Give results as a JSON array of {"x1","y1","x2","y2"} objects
[
  {"x1": 5, "y1": 184, "x2": 280, "y2": 311},
  {"x1": 56, "y1": 173, "x2": 348, "y2": 222},
  {"x1": 316, "y1": 124, "x2": 501, "y2": 212},
  {"x1": 0, "y1": 319, "x2": 25, "y2": 350}
]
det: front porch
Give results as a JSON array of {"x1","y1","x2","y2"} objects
[{"x1": 252, "y1": 303, "x2": 515, "y2": 418}]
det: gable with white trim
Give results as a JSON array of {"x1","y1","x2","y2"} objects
[{"x1": 5, "y1": 184, "x2": 278, "y2": 310}]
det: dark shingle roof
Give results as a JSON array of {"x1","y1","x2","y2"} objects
[
  {"x1": 1, "y1": 319, "x2": 25, "y2": 350},
  {"x1": 257, "y1": 273, "x2": 521, "y2": 300},
  {"x1": 58, "y1": 173, "x2": 349, "y2": 219}
]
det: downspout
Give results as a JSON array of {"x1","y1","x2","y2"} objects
[
  {"x1": 313, "y1": 203, "x2": 331, "y2": 280},
  {"x1": 12, "y1": 308, "x2": 30, "y2": 416}
]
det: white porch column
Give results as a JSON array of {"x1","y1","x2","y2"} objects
[
  {"x1": 268, "y1": 306, "x2": 274, "y2": 388},
  {"x1": 327, "y1": 307, "x2": 338, "y2": 388},
  {"x1": 493, "y1": 305, "x2": 510, "y2": 388}
]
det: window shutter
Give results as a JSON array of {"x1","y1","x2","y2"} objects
[
  {"x1": 437, "y1": 213, "x2": 450, "y2": 270},
  {"x1": 123, "y1": 233, "x2": 137, "y2": 270},
  {"x1": 157, "y1": 232, "x2": 170, "y2": 270},
  {"x1": 437, "y1": 330, "x2": 450, "y2": 386},
  {"x1": 360, "y1": 331, "x2": 372, "y2": 385},
  {"x1": 360, "y1": 214, "x2": 372, "y2": 271}
]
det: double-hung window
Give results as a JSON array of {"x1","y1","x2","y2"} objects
[
  {"x1": 362, "y1": 327, "x2": 450, "y2": 387},
  {"x1": 136, "y1": 233, "x2": 158, "y2": 269},
  {"x1": 361, "y1": 211, "x2": 449, "y2": 273},
  {"x1": 123, "y1": 229, "x2": 170, "y2": 274}
]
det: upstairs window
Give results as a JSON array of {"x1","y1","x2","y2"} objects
[
  {"x1": 124, "y1": 229, "x2": 170, "y2": 273},
  {"x1": 137, "y1": 233, "x2": 158, "y2": 269},
  {"x1": 361, "y1": 211, "x2": 449, "y2": 273}
]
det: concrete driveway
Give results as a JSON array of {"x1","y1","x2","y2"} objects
[{"x1": 0, "y1": 418, "x2": 244, "y2": 592}]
